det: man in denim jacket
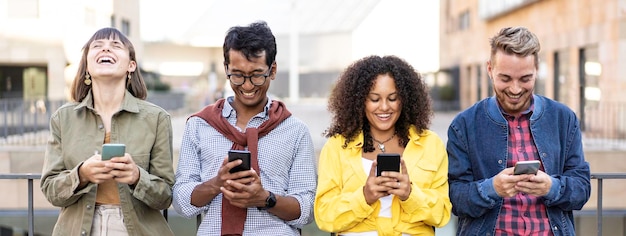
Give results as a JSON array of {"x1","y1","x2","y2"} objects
[{"x1": 446, "y1": 27, "x2": 591, "y2": 236}]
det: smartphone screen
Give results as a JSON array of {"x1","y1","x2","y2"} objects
[
  {"x1": 376, "y1": 153, "x2": 401, "y2": 176},
  {"x1": 228, "y1": 150, "x2": 251, "y2": 173},
  {"x1": 102, "y1": 143, "x2": 125, "y2": 160},
  {"x1": 513, "y1": 160, "x2": 541, "y2": 175}
]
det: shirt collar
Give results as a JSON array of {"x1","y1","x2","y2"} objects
[
  {"x1": 498, "y1": 97, "x2": 535, "y2": 118},
  {"x1": 222, "y1": 96, "x2": 273, "y2": 118},
  {"x1": 74, "y1": 89, "x2": 141, "y2": 114}
]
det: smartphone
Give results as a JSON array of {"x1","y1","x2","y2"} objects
[
  {"x1": 102, "y1": 143, "x2": 125, "y2": 160},
  {"x1": 513, "y1": 160, "x2": 541, "y2": 175},
  {"x1": 228, "y1": 150, "x2": 251, "y2": 173},
  {"x1": 376, "y1": 153, "x2": 401, "y2": 176}
]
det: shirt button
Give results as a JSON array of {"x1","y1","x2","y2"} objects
[
  {"x1": 518, "y1": 149, "x2": 523, "y2": 152},
  {"x1": 498, "y1": 160, "x2": 503, "y2": 164},
  {"x1": 81, "y1": 231, "x2": 86, "y2": 236},
  {"x1": 86, "y1": 205, "x2": 91, "y2": 209},
  {"x1": 524, "y1": 212, "x2": 530, "y2": 217},
  {"x1": 98, "y1": 124, "x2": 104, "y2": 129}
]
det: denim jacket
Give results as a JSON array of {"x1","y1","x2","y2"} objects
[{"x1": 446, "y1": 95, "x2": 591, "y2": 236}]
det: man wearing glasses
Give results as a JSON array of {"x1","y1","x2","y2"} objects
[{"x1": 172, "y1": 21, "x2": 317, "y2": 236}]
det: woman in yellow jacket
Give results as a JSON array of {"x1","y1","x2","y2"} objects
[{"x1": 315, "y1": 55, "x2": 451, "y2": 236}]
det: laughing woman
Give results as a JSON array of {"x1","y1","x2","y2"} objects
[{"x1": 40, "y1": 28, "x2": 175, "y2": 236}]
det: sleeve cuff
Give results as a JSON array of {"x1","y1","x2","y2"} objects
[
  {"x1": 479, "y1": 177, "x2": 500, "y2": 202},
  {"x1": 544, "y1": 176, "x2": 561, "y2": 202},
  {"x1": 398, "y1": 182, "x2": 424, "y2": 213}
]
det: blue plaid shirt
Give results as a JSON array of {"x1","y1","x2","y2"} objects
[{"x1": 173, "y1": 97, "x2": 317, "y2": 235}]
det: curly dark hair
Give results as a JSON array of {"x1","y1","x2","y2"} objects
[{"x1": 324, "y1": 55, "x2": 432, "y2": 152}]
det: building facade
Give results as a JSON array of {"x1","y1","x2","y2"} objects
[
  {"x1": 0, "y1": 0, "x2": 142, "y2": 101},
  {"x1": 439, "y1": 0, "x2": 626, "y2": 234},
  {"x1": 440, "y1": 0, "x2": 626, "y2": 144}
]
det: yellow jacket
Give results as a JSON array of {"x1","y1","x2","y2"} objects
[{"x1": 314, "y1": 126, "x2": 451, "y2": 236}]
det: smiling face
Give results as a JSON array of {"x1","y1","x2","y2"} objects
[
  {"x1": 86, "y1": 35, "x2": 136, "y2": 81},
  {"x1": 226, "y1": 50, "x2": 274, "y2": 112},
  {"x1": 488, "y1": 50, "x2": 536, "y2": 116},
  {"x1": 365, "y1": 74, "x2": 401, "y2": 136}
]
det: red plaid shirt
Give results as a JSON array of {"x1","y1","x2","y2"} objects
[{"x1": 495, "y1": 107, "x2": 553, "y2": 236}]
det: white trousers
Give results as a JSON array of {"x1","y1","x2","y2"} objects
[{"x1": 91, "y1": 204, "x2": 128, "y2": 236}]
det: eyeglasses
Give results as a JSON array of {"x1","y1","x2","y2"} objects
[{"x1": 226, "y1": 64, "x2": 273, "y2": 86}]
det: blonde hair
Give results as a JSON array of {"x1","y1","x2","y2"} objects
[{"x1": 489, "y1": 26, "x2": 541, "y2": 68}]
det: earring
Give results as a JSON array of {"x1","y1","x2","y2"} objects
[
  {"x1": 84, "y1": 73, "x2": 92, "y2": 86},
  {"x1": 126, "y1": 72, "x2": 132, "y2": 86}
]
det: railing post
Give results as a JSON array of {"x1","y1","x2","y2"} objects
[
  {"x1": 28, "y1": 178, "x2": 34, "y2": 236},
  {"x1": 597, "y1": 178, "x2": 602, "y2": 236}
]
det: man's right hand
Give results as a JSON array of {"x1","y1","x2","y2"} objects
[
  {"x1": 190, "y1": 156, "x2": 254, "y2": 207},
  {"x1": 493, "y1": 167, "x2": 532, "y2": 197}
]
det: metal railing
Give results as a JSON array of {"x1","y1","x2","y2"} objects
[
  {"x1": 0, "y1": 97, "x2": 185, "y2": 146},
  {"x1": 590, "y1": 173, "x2": 626, "y2": 236},
  {"x1": 0, "y1": 173, "x2": 40, "y2": 236},
  {"x1": 1, "y1": 173, "x2": 624, "y2": 235}
]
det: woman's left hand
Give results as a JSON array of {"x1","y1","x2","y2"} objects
[
  {"x1": 380, "y1": 159, "x2": 412, "y2": 201},
  {"x1": 105, "y1": 154, "x2": 140, "y2": 185}
]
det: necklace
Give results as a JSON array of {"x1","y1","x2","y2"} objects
[{"x1": 372, "y1": 133, "x2": 396, "y2": 153}]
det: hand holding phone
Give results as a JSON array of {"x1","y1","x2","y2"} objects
[
  {"x1": 228, "y1": 150, "x2": 251, "y2": 173},
  {"x1": 513, "y1": 160, "x2": 541, "y2": 175},
  {"x1": 101, "y1": 144, "x2": 125, "y2": 160},
  {"x1": 376, "y1": 153, "x2": 401, "y2": 176}
]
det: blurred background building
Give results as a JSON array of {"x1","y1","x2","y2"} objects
[{"x1": 1, "y1": 0, "x2": 625, "y2": 235}]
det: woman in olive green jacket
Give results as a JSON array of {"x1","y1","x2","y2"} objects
[{"x1": 40, "y1": 27, "x2": 175, "y2": 236}]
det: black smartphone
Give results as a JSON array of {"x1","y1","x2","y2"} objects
[
  {"x1": 228, "y1": 150, "x2": 251, "y2": 173},
  {"x1": 376, "y1": 153, "x2": 401, "y2": 176},
  {"x1": 513, "y1": 160, "x2": 541, "y2": 175},
  {"x1": 101, "y1": 143, "x2": 125, "y2": 160}
]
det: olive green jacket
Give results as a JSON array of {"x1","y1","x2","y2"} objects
[{"x1": 40, "y1": 90, "x2": 175, "y2": 236}]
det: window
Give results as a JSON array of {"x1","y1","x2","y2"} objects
[
  {"x1": 459, "y1": 10, "x2": 470, "y2": 31},
  {"x1": 535, "y1": 53, "x2": 546, "y2": 96},
  {"x1": 121, "y1": 19, "x2": 130, "y2": 36},
  {"x1": 553, "y1": 50, "x2": 570, "y2": 104}
]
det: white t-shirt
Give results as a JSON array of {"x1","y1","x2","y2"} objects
[{"x1": 340, "y1": 158, "x2": 408, "y2": 236}]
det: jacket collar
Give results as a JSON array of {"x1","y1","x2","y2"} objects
[
  {"x1": 74, "y1": 89, "x2": 141, "y2": 114},
  {"x1": 486, "y1": 94, "x2": 543, "y2": 123},
  {"x1": 343, "y1": 125, "x2": 426, "y2": 183},
  {"x1": 344, "y1": 125, "x2": 425, "y2": 151}
]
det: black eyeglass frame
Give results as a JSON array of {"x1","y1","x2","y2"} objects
[{"x1": 225, "y1": 63, "x2": 273, "y2": 86}]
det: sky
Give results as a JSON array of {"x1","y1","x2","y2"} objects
[
  {"x1": 139, "y1": 0, "x2": 440, "y2": 72},
  {"x1": 352, "y1": 1, "x2": 440, "y2": 72}
]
